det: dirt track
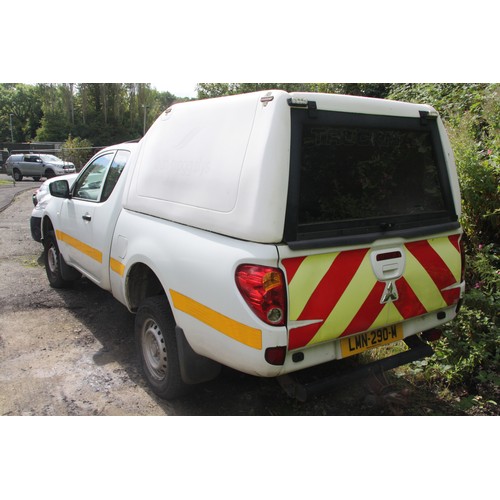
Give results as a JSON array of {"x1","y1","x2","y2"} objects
[{"x1": 0, "y1": 188, "x2": 468, "y2": 416}]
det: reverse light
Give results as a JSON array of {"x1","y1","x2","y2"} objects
[{"x1": 235, "y1": 265, "x2": 287, "y2": 326}]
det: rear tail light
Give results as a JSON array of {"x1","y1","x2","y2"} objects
[{"x1": 235, "y1": 264, "x2": 287, "y2": 326}]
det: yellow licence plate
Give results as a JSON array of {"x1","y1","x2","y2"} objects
[{"x1": 340, "y1": 324, "x2": 403, "y2": 358}]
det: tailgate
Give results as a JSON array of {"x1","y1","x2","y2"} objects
[{"x1": 279, "y1": 234, "x2": 463, "y2": 350}]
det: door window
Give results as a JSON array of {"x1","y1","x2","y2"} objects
[
  {"x1": 73, "y1": 153, "x2": 113, "y2": 201},
  {"x1": 72, "y1": 149, "x2": 130, "y2": 202},
  {"x1": 101, "y1": 150, "x2": 130, "y2": 202}
]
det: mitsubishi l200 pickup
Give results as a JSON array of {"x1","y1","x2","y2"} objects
[{"x1": 41, "y1": 91, "x2": 465, "y2": 401}]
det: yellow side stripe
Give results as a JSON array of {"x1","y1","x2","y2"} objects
[
  {"x1": 110, "y1": 257, "x2": 126, "y2": 277},
  {"x1": 170, "y1": 289, "x2": 262, "y2": 350},
  {"x1": 55, "y1": 230, "x2": 102, "y2": 263}
]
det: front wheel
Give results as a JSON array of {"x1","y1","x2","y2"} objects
[
  {"x1": 43, "y1": 230, "x2": 72, "y2": 288},
  {"x1": 135, "y1": 295, "x2": 189, "y2": 400}
]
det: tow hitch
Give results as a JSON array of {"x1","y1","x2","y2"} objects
[{"x1": 277, "y1": 335, "x2": 434, "y2": 402}]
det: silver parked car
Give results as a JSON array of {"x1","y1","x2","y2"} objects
[{"x1": 5, "y1": 153, "x2": 76, "y2": 181}]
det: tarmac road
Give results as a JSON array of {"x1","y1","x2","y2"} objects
[{"x1": 0, "y1": 173, "x2": 40, "y2": 212}]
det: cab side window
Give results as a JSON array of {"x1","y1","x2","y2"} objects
[
  {"x1": 72, "y1": 153, "x2": 113, "y2": 201},
  {"x1": 101, "y1": 150, "x2": 130, "y2": 202}
]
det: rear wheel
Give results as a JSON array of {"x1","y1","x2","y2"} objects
[
  {"x1": 13, "y1": 169, "x2": 23, "y2": 181},
  {"x1": 43, "y1": 230, "x2": 73, "y2": 288},
  {"x1": 135, "y1": 295, "x2": 189, "y2": 399}
]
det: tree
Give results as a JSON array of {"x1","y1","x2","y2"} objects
[
  {"x1": 0, "y1": 83, "x2": 43, "y2": 141},
  {"x1": 196, "y1": 83, "x2": 392, "y2": 99}
]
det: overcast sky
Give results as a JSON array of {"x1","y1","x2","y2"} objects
[{"x1": 150, "y1": 82, "x2": 198, "y2": 98}]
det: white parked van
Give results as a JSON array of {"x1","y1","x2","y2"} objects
[{"x1": 42, "y1": 91, "x2": 465, "y2": 400}]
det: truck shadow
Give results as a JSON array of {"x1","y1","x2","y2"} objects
[{"x1": 49, "y1": 269, "x2": 465, "y2": 416}]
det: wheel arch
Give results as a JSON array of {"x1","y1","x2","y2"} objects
[
  {"x1": 130, "y1": 265, "x2": 222, "y2": 389},
  {"x1": 126, "y1": 262, "x2": 167, "y2": 313},
  {"x1": 41, "y1": 215, "x2": 54, "y2": 242}
]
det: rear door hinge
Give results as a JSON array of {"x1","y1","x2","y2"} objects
[{"x1": 287, "y1": 98, "x2": 318, "y2": 118}]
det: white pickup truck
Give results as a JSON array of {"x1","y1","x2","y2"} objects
[{"x1": 42, "y1": 90, "x2": 465, "y2": 401}]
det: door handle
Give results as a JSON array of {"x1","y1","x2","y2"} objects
[{"x1": 82, "y1": 214, "x2": 92, "y2": 222}]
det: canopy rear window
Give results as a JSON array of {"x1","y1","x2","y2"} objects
[{"x1": 285, "y1": 107, "x2": 458, "y2": 248}]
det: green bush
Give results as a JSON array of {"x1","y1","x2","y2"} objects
[
  {"x1": 60, "y1": 136, "x2": 95, "y2": 171},
  {"x1": 426, "y1": 244, "x2": 499, "y2": 390},
  {"x1": 389, "y1": 85, "x2": 499, "y2": 401}
]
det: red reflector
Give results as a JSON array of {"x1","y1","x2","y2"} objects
[
  {"x1": 235, "y1": 265, "x2": 287, "y2": 326},
  {"x1": 376, "y1": 251, "x2": 402, "y2": 261},
  {"x1": 265, "y1": 346, "x2": 287, "y2": 365},
  {"x1": 422, "y1": 328, "x2": 442, "y2": 342}
]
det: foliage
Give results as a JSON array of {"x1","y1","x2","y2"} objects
[
  {"x1": 196, "y1": 83, "x2": 391, "y2": 99},
  {"x1": 387, "y1": 84, "x2": 499, "y2": 246},
  {"x1": 388, "y1": 84, "x2": 499, "y2": 405},
  {"x1": 388, "y1": 83, "x2": 488, "y2": 124},
  {"x1": 428, "y1": 244, "x2": 499, "y2": 392},
  {"x1": 36, "y1": 111, "x2": 71, "y2": 142},
  {"x1": 0, "y1": 84, "x2": 43, "y2": 141},
  {"x1": 1, "y1": 83, "x2": 183, "y2": 147},
  {"x1": 60, "y1": 136, "x2": 95, "y2": 171}
]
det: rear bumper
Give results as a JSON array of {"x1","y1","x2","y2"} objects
[{"x1": 278, "y1": 334, "x2": 434, "y2": 402}]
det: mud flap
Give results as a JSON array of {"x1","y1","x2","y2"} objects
[
  {"x1": 277, "y1": 334, "x2": 434, "y2": 402},
  {"x1": 59, "y1": 252, "x2": 82, "y2": 281},
  {"x1": 175, "y1": 326, "x2": 222, "y2": 385}
]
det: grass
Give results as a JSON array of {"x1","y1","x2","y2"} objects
[{"x1": 356, "y1": 338, "x2": 499, "y2": 415}]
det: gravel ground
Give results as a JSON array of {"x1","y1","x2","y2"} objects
[{"x1": 0, "y1": 188, "x2": 468, "y2": 416}]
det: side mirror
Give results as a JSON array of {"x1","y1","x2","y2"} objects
[{"x1": 49, "y1": 180, "x2": 71, "y2": 198}]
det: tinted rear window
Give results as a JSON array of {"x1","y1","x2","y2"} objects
[
  {"x1": 299, "y1": 126, "x2": 446, "y2": 224},
  {"x1": 285, "y1": 108, "x2": 458, "y2": 248}
]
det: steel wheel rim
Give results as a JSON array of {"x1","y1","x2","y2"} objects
[
  {"x1": 47, "y1": 245, "x2": 58, "y2": 274},
  {"x1": 142, "y1": 318, "x2": 167, "y2": 381}
]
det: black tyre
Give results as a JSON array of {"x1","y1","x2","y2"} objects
[
  {"x1": 43, "y1": 230, "x2": 72, "y2": 288},
  {"x1": 135, "y1": 295, "x2": 189, "y2": 400},
  {"x1": 13, "y1": 169, "x2": 23, "y2": 181},
  {"x1": 45, "y1": 169, "x2": 55, "y2": 179},
  {"x1": 32, "y1": 176, "x2": 41, "y2": 182}
]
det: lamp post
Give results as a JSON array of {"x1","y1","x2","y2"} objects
[
  {"x1": 9, "y1": 113, "x2": 14, "y2": 142},
  {"x1": 142, "y1": 104, "x2": 149, "y2": 136}
]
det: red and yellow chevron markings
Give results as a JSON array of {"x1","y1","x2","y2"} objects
[{"x1": 282, "y1": 235, "x2": 462, "y2": 350}]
